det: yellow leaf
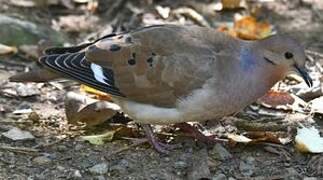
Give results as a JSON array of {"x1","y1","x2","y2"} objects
[
  {"x1": 80, "y1": 84, "x2": 112, "y2": 101},
  {"x1": 81, "y1": 127, "x2": 122, "y2": 145}
]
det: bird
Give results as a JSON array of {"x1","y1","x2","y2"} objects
[{"x1": 9, "y1": 24, "x2": 312, "y2": 153}]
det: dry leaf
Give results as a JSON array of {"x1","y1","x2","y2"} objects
[
  {"x1": 228, "y1": 131, "x2": 291, "y2": 145},
  {"x1": 12, "y1": 108, "x2": 33, "y2": 114},
  {"x1": 309, "y1": 96, "x2": 323, "y2": 114},
  {"x1": 234, "y1": 16, "x2": 272, "y2": 40},
  {"x1": 227, "y1": 134, "x2": 252, "y2": 143},
  {"x1": 172, "y1": 7, "x2": 210, "y2": 27},
  {"x1": 81, "y1": 125, "x2": 137, "y2": 145},
  {"x1": 221, "y1": 0, "x2": 241, "y2": 9},
  {"x1": 0, "y1": 44, "x2": 17, "y2": 55},
  {"x1": 258, "y1": 90, "x2": 307, "y2": 112},
  {"x1": 295, "y1": 126, "x2": 323, "y2": 153},
  {"x1": 81, "y1": 130, "x2": 116, "y2": 145},
  {"x1": 259, "y1": 90, "x2": 295, "y2": 107},
  {"x1": 218, "y1": 16, "x2": 273, "y2": 40},
  {"x1": 80, "y1": 84, "x2": 112, "y2": 101},
  {"x1": 65, "y1": 91, "x2": 119, "y2": 126},
  {"x1": 246, "y1": 131, "x2": 291, "y2": 145},
  {"x1": 155, "y1": 5, "x2": 170, "y2": 19}
]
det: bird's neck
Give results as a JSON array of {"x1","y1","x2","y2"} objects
[{"x1": 238, "y1": 43, "x2": 288, "y2": 94}]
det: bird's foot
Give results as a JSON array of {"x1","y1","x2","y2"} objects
[
  {"x1": 175, "y1": 122, "x2": 222, "y2": 145},
  {"x1": 142, "y1": 124, "x2": 181, "y2": 154}
]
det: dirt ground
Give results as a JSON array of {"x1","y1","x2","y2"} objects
[{"x1": 1, "y1": 0, "x2": 323, "y2": 179}]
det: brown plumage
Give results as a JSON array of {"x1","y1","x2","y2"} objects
[{"x1": 9, "y1": 24, "x2": 312, "y2": 153}]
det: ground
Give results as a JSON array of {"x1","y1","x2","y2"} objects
[{"x1": 0, "y1": 0, "x2": 323, "y2": 179}]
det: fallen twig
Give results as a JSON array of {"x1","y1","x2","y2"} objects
[
  {"x1": 32, "y1": 138, "x2": 64, "y2": 149},
  {"x1": 0, "y1": 144, "x2": 39, "y2": 154},
  {"x1": 106, "y1": 138, "x2": 148, "y2": 157}
]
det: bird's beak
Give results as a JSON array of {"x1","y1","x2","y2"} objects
[{"x1": 294, "y1": 65, "x2": 313, "y2": 87}]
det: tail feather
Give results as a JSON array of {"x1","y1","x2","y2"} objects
[{"x1": 9, "y1": 68, "x2": 60, "y2": 82}]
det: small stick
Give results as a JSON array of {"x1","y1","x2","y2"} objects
[{"x1": 0, "y1": 145, "x2": 39, "y2": 154}]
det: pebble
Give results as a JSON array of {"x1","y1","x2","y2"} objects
[
  {"x1": 16, "y1": 83, "x2": 40, "y2": 97},
  {"x1": 56, "y1": 145, "x2": 67, "y2": 152},
  {"x1": 73, "y1": 170, "x2": 82, "y2": 178},
  {"x1": 33, "y1": 156, "x2": 51, "y2": 165},
  {"x1": 210, "y1": 143, "x2": 232, "y2": 161},
  {"x1": 304, "y1": 178, "x2": 317, "y2": 180},
  {"x1": 187, "y1": 148, "x2": 211, "y2": 180},
  {"x1": 56, "y1": 165, "x2": 65, "y2": 171},
  {"x1": 212, "y1": 173, "x2": 227, "y2": 180},
  {"x1": 94, "y1": 175, "x2": 106, "y2": 180},
  {"x1": 239, "y1": 156, "x2": 255, "y2": 177},
  {"x1": 285, "y1": 167, "x2": 301, "y2": 179},
  {"x1": 74, "y1": 144, "x2": 83, "y2": 151},
  {"x1": 88, "y1": 163, "x2": 109, "y2": 175},
  {"x1": 2, "y1": 127, "x2": 35, "y2": 141}
]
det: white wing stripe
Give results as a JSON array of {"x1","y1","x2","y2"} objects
[{"x1": 90, "y1": 63, "x2": 110, "y2": 86}]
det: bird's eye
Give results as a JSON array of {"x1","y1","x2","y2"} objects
[{"x1": 284, "y1": 52, "x2": 294, "y2": 59}]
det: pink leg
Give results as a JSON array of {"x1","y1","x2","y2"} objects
[{"x1": 142, "y1": 124, "x2": 180, "y2": 154}]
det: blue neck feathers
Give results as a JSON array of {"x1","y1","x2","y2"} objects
[{"x1": 239, "y1": 48, "x2": 257, "y2": 72}]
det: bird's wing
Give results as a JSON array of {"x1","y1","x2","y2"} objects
[{"x1": 40, "y1": 25, "x2": 238, "y2": 107}]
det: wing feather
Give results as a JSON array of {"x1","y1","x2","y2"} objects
[{"x1": 39, "y1": 52, "x2": 124, "y2": 96}]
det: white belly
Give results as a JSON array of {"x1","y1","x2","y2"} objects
[{"x1": 113, "y1": 82, "x2": 232, "y2": 125}]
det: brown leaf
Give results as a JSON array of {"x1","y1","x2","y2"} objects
[
  {"x1": 259, "y1": 90, "x2": 295, "y2": 107},
  {"x1": 221, "y1": 0, "x2": 241, "y2": 9},
  {"x1": 233, "y1": 16, "x2": 272, "y2": 40},
  {"x1": 218, "y1": 16, "x2": 273, "y2": 40},
  {"x1": 64, "y1": 92, "x2": 120, "y2": 126}
]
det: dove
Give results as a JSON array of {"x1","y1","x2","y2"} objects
[{"x1": 10, "y1": 24, "x2": 312, "y2": 153}]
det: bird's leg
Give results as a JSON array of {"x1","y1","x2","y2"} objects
[
  {"x1": 175, "y1": 122, "x2": 221, "y2": 145},
  {"x1": 142, "y1": 124, "x2": 180, "y2": 154}
]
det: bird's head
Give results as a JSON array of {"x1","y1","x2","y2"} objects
[{"x1": 259, "y1": 34, "x2": 312, "y2": 87}]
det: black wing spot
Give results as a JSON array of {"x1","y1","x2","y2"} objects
[
  {"x1": 147, "y1": 57, "x2": 153, "y2": 63},
  {"x1": 147, "y1": 57, "x2": 153, "y2": 67},
  {"x1": 110, "y1": 44, "x2": 121, "y2": 51},
  {"x1": 128, "y1": 59, "x2": 136, "y2": 65},
  {"x1": 125, "y1": 37, "x2": 132, "y2": 43}
]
